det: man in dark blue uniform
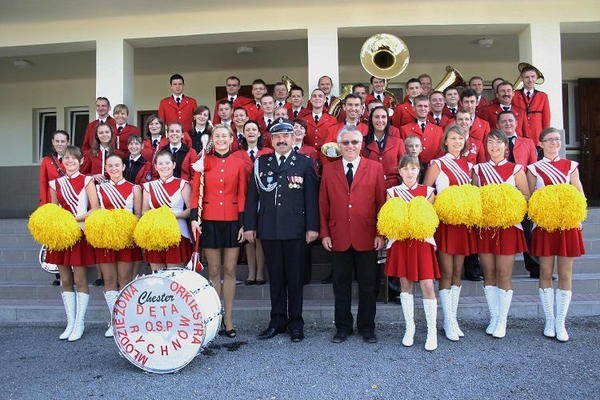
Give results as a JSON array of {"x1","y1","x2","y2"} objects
[{"x1": 244, "y1": 118, "x2": 320, "y2": 342}]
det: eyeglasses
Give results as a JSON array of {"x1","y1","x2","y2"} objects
[
  {"x1": 339, "y1": 140, "x2": 361, "y2": 146},
  {"x1": 542, "y1": 137, "x2": 561, "y2": 143},
  {"x1": 487, "y1": 140, "x2": 505, "y2": 146}
]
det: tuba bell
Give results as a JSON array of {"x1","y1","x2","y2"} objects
[
  {"x1": 433, "y1": 65, "x2": 466, "y2": 92},
  {"x1": 513, "y1": 62, "x2": 544, "y2": 90},
  {"x1": 281, "y1": 75, "x2": 299, "y2": 94}
]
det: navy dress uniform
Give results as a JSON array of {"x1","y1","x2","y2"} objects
[{"x1": 244, "y1": 118, "x2": 319, "y2": 342}]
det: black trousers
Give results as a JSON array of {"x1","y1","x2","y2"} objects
[
  {"x1": 332, "y1": 247, "x2": 377, "y2": 334},
  {"x1": 262, "y1": 239, "x2": 305, "y2": 331}
]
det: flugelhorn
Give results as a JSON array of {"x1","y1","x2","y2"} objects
[
  {"x1": 513, "y1": 62, "x2": 544, "y2": 90},
  {"x1": 433, "y1": 65, "x2": 466, "y2": 92}
]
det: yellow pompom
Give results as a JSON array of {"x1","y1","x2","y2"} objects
[
  {"x1": 529, "y1": 184, "x2": 587, "y2": 232},
  {"x1": 111, "y1": 209, "x2": 138, "y2": 249},
  {"x1": 84, "y1": 209, "x2": 138, "y2": 250},
  {"x1": 377, "y1": 197, "x2": 408, "y2": 240},
  {"x1": 134, "y1": 206, "x2": 181, "y2": 251},
  {"x1": 28, "y1": 204, "x2": 81, "y2": 250},
  {"x1": 434, "y1": 184, "x2": 482, "y2": 227},
  {"x1": 406, "y1": 197, "x2": 439, "y2": 240},
  {"x1": 479, "y1": 183, "x2": 527, "y2": 228}
]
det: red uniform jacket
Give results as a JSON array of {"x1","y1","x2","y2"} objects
[
  {"x1": 468, "y1": 117, "x2": 491, "y2": 142},
  {"x1": 391, "y1": 101, "x2": 416, "y2": 129},
  {"x1": 244, "y1": 102, "x2": 264, "y2": 121},
  {"x1": 512, "y1": 89, "x2": 550, "y2": 146},
  {"x1": 190, "y1": 153, "x2": 248, "y2": 221},
  {"x1": 336, "y1": 108, "x2": 370, "y2": 124},
  {"x1": 477, "y1": 103, "x2": 529, "y2": 138},
  {"x1": 113, "y1": 124, "x2": 140, "y2": 159},
  {"x1": 285, "y1": 104, "x2": 307, "y2": 119},
  {"x1": 39, "y1": 155, "x2": 64, "y2": 205},
  {"x1": 82, "y1": 116, "x2": 116, "y2": 153},
  {"x1": 306, "y1": 95, "x2": 337, "y2": 113},
  {"x1": 365, "y1": 93, "x2": 395, "y2": 109},
  {"x1": 330, "y1": 122, "x2": 369, "y2": 139},
  {"x1": 361, "y1": 136, "x2": 405, "y2": 188},
  {"x1": 159, "y1": 143, "x2": 197, "y2": 181},
  {"x1": 213, "y1": 95, "x2": 253, "y2": 124},
  {"x1": 301, "y1": 113, "x2": 337, "y2": 151},
  {"x1": 400, "y1": 122, "x2": 444, "y2": 164},
  {"x1": 319, "y1": 158, "x2": 386, "y2": 251},
  {"x1": 442, "y1": 104, "x2": 461, "y2": 119},
  {"x1": 81, "y1": 149, "x2": 110, "y2": 176},
  {"x1": 428, "y1": 113, "x2": 454, "y2": 130},
  {"x1": 158, "y1": 94, "x2": 198, "y2": 132}
]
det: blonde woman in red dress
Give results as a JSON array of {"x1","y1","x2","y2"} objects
[
  {"x1": 385, "y1": 155, "x2": 439, "y2": 351},
  {"x1": 472, "y1": 129, "x2": 530, "y2": 338},
  {"x1": 527, "y1": 127, "x2": 585, "y2": 342},
  {"x1": 95, "y1": 154, "x2": 142, "y2": 337},
  {"x1": 423, "y1": 125, "x2": 475, "y2": 342},
  {"x1": 46, "y1": 145, "x2": 99, "y2": 341}
]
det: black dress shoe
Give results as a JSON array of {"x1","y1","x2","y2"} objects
[
  {"x1": 331, "y1": 331, "x2": 348, "y2": 343},
  {"x1": 257, "y1": 327, "x2": 282, "y2": 340},
  {"x1": 255, "y1": 279, "x2": 266, "y2": 285},
  {"x1": 290, "y1": 330, "x2": 304, "y2": 342},
  {"x1": 362, "y1": 332, "x2": 378, "y2": 343},
  {"x1": 244, "y1": 279, "x2": 256, "y2": 286},
  {"x1": 94, "y1": 278, "x2": 104, "y2": 286}
]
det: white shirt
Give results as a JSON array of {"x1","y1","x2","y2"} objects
[{"x1": 343, "y1": 156, "x2": 361, "y2": 175}]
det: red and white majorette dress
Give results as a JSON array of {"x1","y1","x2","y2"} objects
[
  {"x1": 527, "y1": 157, "x2": 585, "y2": 257},
  {"x1": 45, "y1": 172, "x2": 95, "y2": 266},
  {"x1": 473, "y1": 159, "x2": 528, "y2": 255},
  {"x1": 142, "y1": 177, "x2": 192, "y2": 264},
  {"x1": 431, "y1": 153, "x2": 477, "y2": 255},
  {"x1": 384, "y1": 183, "x2": 441, "y2": 281},
  {"x1": 95, "y1": 179, "x2": 143, "y2": 263}
]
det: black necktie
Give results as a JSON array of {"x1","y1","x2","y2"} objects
[
  {"x1": 502, "y1": 106, "x2": 510, "y2": 112},
  {"x1": 279, "y1": 155, "x2": 286, "y2": 166},
  {"x1": 346, "y1": 162, "x2": 354, "y2": 188},
  {"x1": 152, "y1": 139, "x2": 159, "y2": 148},
  {"x1": 450, "y1": 108, "x2": 456, "y2": 116},
  {"x1": 293, "y1": 110, "x2": 298, "y2": 117},
  {"x1": 435, "y1": 117, "x2": 441, "y2": 125},
  {"x1": 176, "y1": 97, "x2": 181, "y2": 106},
  {"x1": 230, "y1": 96, "x2": 234, "y2": 102},
  {"x1": 526, "y1": 91, "x2": 531, "y2": 99},
  {"x1": 294, "y1": 146, "x2": 299, "y2": 152},
  {"x1": 508, "y1": 137, "x2": 516, "y2": 163},
  {"x1": 249, "y1": 150, "x2": 255, "y2": 161},
  {"x1": 172, "y1": 147, "x2": 177, "y2": 155},
  {"x1": 420, "y1": 122, "x2": 426, "y2": 132},
  {"x1": 127, "y1": 158, "x2": 133, "y2": 171},
  {"x1": 267, "y1": 118, "x2": 272, "y2": 127},
  {"x1": 376, "y1": 94, "x2": 382, "y2": 102},
  {"x1": 256, "y1": 103, "x2": 261, "y2": 110},
  {"x1": 314, "y1": 115, "x2": 319, "y2": 124},
  {"x1": 324, "y1": 98, "x2": 329, "y2": 108},
  {"x1": 117, "y1": 126, "x2": 123, "y2": 133}
]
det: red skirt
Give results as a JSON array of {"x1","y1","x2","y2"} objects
[
  {"x1": 385, "y1": 239, "x2": 440, "y2": 281},
  {"x1": 144, "y1": 236, "x2": 193, "y2": 264},
  {"x1": 434, "y1": 223, "x2": 477, "y2": 256},
  {"x1": 45, "y1": 233, "x2": 96, "y2": 267},
  {"x1": 94, "y1": 246, "x2": 143, "y2": 263},
  {"x1": 477, "y1": 226, "x2": 527, "y2": 255},
  {"x1": 531, "y1": 226, "x2": 585, "y2": 257}
]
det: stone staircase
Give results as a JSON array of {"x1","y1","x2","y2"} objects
[{"x1": 1, "y1": 211, "x2": 599, "y2": 327}]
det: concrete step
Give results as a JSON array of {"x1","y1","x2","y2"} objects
[{"x1": 2, "y1": 293, "x2": 599, "y2": 325}]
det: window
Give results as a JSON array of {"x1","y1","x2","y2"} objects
[
  {"x1": 66, "y1": 107, "x2": 89, "y2": 148},
  {"x1": 34, "y1": 108, "x2": 57, "y2": 162}
]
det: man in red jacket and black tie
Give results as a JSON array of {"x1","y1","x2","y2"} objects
[
  {"x1": 158, "y1": 74, "x2": 198, "y2": 133},
  {"x1": 319, "y1": 126, "x2": 386, "y2": 344}
]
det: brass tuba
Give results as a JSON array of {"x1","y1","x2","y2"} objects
[
  {"x1": 433, "y1": 65, "x2": 466, "y2": 92},
  {"x1": 329, "y1": 33, "x2": 410, "y2": 117},
  {"x1": 281, "y1": 75, "x2": 299, "y2": 94},
  {"x1": 513, "y1": 62, "x2": 544, "y2": 90}
]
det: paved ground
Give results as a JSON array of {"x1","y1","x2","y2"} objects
[{"x1": 2, "y1": 317, "x2": 599, "y2": 400}]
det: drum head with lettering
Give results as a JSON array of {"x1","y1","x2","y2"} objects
[{"x1": 112, "y1": 274, "x2": 208, "y2": 373}]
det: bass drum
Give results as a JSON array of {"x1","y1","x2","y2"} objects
[
  {"x1": 112, "y1": 269, "x2": 222, "y2": 374},
  {"x1": 38, "y1": 245, "x2": 59, "y2": 274}
]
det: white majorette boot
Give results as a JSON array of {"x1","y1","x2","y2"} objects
[
  {"x1": 484, "y1": 286, "x2": 499, "y2": 335},
  {"x1": 555, "y1": 289, "x2": 572, "y2": 342},
  {"x1": 68, "y1": 292, "x2": 89, "y2": 342},
  {"x1": 493, "y1": 289, "x2": 513, "y2": 338},
  {"x1": 423, "y1": 298, "x2": 438, "y2": 351},
  {"x1": 59, "y1": 291, "x2": 76, "y2": 340},
  {"x1": 538, "y1": 287, "x2": 555, "y2": 338},
  {"x1": 450, "y1": 285, "x2": 464, "y2": 337},
  {"x1": 439, "y1": 289, "x2": 458, "y2": 341},
  {"x1": 103, "y1": 290, "x2": 119, "y2": 338},
  {"x1": 400, "y1": 293, "x2": 415, "y2": 347}
]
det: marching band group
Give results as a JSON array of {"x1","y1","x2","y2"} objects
[{"x1": 36, "y1": 64, "x2": 585, "y2": 351}]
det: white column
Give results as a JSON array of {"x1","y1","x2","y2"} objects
[
  {"x1": 95, "y1": 37, "x2": 134, "y2": 120},
  {"x1": 518, "y1": 22, "x2": 563, "y2": 130},
  {"x1": 307, "y1": 26, "x2": 340, "y2": 96}
]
